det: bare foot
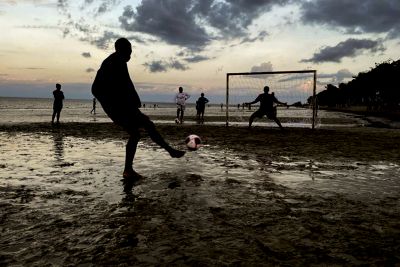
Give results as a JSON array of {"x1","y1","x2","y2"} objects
[
  {"x1": 123, "y1": 169, "x2": 143, "y2": 179},
  {"x1": 169, "y1": 149, "x2": 185, "y2": 158}
]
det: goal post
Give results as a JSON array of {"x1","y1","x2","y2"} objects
[{"x1": 226, "y1": 70, "x2": 318, "y2": 129}]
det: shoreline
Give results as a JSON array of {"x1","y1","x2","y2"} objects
[{"x1": 323, "y1": 106, "x2": 400, "y2": 128}]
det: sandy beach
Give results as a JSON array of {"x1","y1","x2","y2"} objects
[{"x1": 0, "y1": 121, "x2": 399, "y2": 266}]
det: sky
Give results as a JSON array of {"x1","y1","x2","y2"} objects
[{"x1": 0, "y1": 0, "x2": 399, "y2": 102}]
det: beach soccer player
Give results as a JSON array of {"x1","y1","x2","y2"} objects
[
  {"x1": 91, "y1": 38, "x2": 185, "y2": 179},
  {"x1": 175, "y1": 87, "x2": 190, "y2": 123},
  {"x1": 51, "y1": 83, "x2": 64, "y2": 124},
  {"x1": 196, "y1": 93, "x2": 209, "y2": 122},
  {"x1": 245, "y1": 85, "x2": 287, "y2": 129}
]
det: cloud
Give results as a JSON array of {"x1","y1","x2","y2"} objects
[
  {"x1": 318, "y1": 69, "x2": 354, "y2": 83},
  {"x1": 169, "y1": 60, "x2": 189, "y2": 71},
  {"x1": 251, "y1": 62, "x2": 273, "y2": 72},
  {"x1": 143, "y1": 59, "x2": 189, "y2": 73},
  {"x1": 119, "y1": 0, "x2": 290, "y2": 51},
  {"x1": 96, "y1": 0, "x2": 121, "y2": 15},
  {"x1": 143, "y1": 60, "x2": 168, "y2": 73},
  {"x1": 81, "y1": 52, "x2": 91, "y2": 58},
  {"x1": 183, "y1": 55, "x2": 210, "y2": 63},
  {"x1": 119, "y1": 2, "x2": 211, "y2": 50},
  {"x1": 301, "y1": 38, "x2": 385, "y2": 63},
  {"x1": 240, "y1": 31, "x2": 268, "y2": 44},
  {"x1": 83, "y1": 30, "x2": 121, "y2": 49},
  {"x1": 300, "y1": 0, "x2": 400, "y2": 38}
]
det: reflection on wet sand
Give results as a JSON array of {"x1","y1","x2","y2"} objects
[
  {"x1": 0, "y1": 125, "x2": 400, "y2": 265},
  {"x1": 52, "y1": 129, "x2": 64, "y2": 163}
]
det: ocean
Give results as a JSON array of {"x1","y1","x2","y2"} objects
[{"x1": 0, "y1": 97, "x2": 364, "y2": 127}]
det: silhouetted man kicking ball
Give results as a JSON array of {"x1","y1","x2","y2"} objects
[
  {"x1": 245, "y1": 86, "x2": 287, "y2": 130},
  {"x1": 92, "y1": 38, "x2": 185, "y2": 179}
]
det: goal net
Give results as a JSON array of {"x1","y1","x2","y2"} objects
[{"x1": 226, "y1": 70, "x2": 318, "y2": 129}]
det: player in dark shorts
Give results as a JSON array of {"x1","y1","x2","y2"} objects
[
  {"x1": 51, "y1": 83, "x2": 64, "y2": 124},
  {"x1": 245, "y1": 86, "x2": 287, "y2": 129},
  {"x1": 196, "y1": 92, "x2": 209, "y2": 123},
  {"x1": 92, "y1": 38, "x2": 185, "y2": 179}
]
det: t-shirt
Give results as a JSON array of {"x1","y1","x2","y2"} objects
[
  {"x1": 255, "y1": 93, "x2": 277, "y2": 111},
  {"x1": 196, "y1": 96, "x2": 209, "y2": 110},
  {"x1": 53, "y1": 90, "x2": 64, "y2": 106},
  {"x1": 176, "y1": 92, "x2": 190, "y2": 105},
  {"x1": 91, "y1": 52, "x2": 141, "y2": 109}
]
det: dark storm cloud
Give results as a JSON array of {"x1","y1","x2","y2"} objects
[
  {"x1": 301, "y1": 38, "x2": 385, "y2": 63},
  {"x1": 203, "y1": 0, "x2": 289, "y2": 38},
  {"x1": 81, "y1": 52, "x2": 91, "y2": 58},
  {"x1": 119, "y1": 1, "x2": 211, "y2": 50},
  {"x1": 300, "y1": 0, "x2": 400, "y2": 38},
  {"x1": 119, "y1": 0, "x2": 290, "y2": 50}
]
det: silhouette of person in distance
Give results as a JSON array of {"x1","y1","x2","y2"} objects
[
  {"x1": 52, "y1": 83, "x2": 64, "y2": 124},
  {"x1": 245, "y1": 85, "x2": 287, "y2": 130},
  {"x1": 175, "y1": 86, "x2": 190, "y2": 124},
  {"x1": 90, "y1": 98, "x2": 96, "y2": 114},
  {"x1": 196, "y1": 92, "x2": 209, "y2": 123},
  {"x1": 92, "y1": 38, "x2": 185, "y2": 179}
]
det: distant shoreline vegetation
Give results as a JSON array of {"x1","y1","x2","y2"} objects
[{"x1": 315, "y1": 59, "x2": 400, "y2": 111}]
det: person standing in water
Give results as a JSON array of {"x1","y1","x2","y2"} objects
[{"x1": 51, "y1": 83, "x2": 64, "y2": 124}]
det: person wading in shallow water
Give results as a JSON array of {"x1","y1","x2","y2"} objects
[
  {"x1": 51, "y1": 83, "x2": 64, "y2": 124},
  {"x1": 245, "y1": 85, "x2": 287, "y2": 130},
  {"x1": 92, "y1": 38, "x2": 185, "y2": 179},
  {"x1": 90, "y1": 98, "x2": 96, "y2": 114}
]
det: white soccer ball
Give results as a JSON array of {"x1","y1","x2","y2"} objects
[{"x1": 185, "y1": 134, "x2": 202, "y2": 151}]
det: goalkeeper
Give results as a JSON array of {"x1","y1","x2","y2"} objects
[{"x1": 245, "y1": 85, "x2": 287, "y2": 129}]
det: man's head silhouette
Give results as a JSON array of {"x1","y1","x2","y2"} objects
[
  {"x1": 179, "y1": 87, "x2": 183, "y2": 93},
  {"x1": 56, "y1": 83, "x2": 61, "y2": 90},
  {"x1": 115, "y1": 38, "x2": 132, "y2": 62},
  {"x1": 263, "y1": 86, "x2": 270, "y2": 93}
]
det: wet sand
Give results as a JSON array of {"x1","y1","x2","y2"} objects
[{"x1": 1, "y1": 122, "x2": 400, "y2": 266}]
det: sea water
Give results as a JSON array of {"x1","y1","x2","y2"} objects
[{"x1": 0, "y1": 97, "x2": 364, "y2": 127}]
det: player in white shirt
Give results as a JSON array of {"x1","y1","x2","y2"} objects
[{"x1": 175, "y1": 86, "x2": 190, "y2": 123}]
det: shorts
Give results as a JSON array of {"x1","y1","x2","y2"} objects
[
  {"x1": 253, "y1": 108, "x2": 277, "y2": 120},
  {"x1": 177, "y1": 104, "x2": 185, "y2": 111},
  {"x1": 197, "y1": 108, "x2": 205, "y2": 115},
  {"x1": 106, "y1": 106, "x2": 153, "y2": 135},
  {"x1": 53, "y1": 104, "x2": 63, "y2": 113}
]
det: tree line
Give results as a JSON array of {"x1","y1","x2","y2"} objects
[{"x1": 314, "y1": 59, "x2": 400, "y2": 111}]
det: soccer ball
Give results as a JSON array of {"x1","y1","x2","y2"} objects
[{"x1": 185, "y1": 134, "x2": 201, "y2": 151}]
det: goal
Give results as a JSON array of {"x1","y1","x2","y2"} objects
[{"x1": 226, "y1": 70, "x2": 318, "y2": 129}]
